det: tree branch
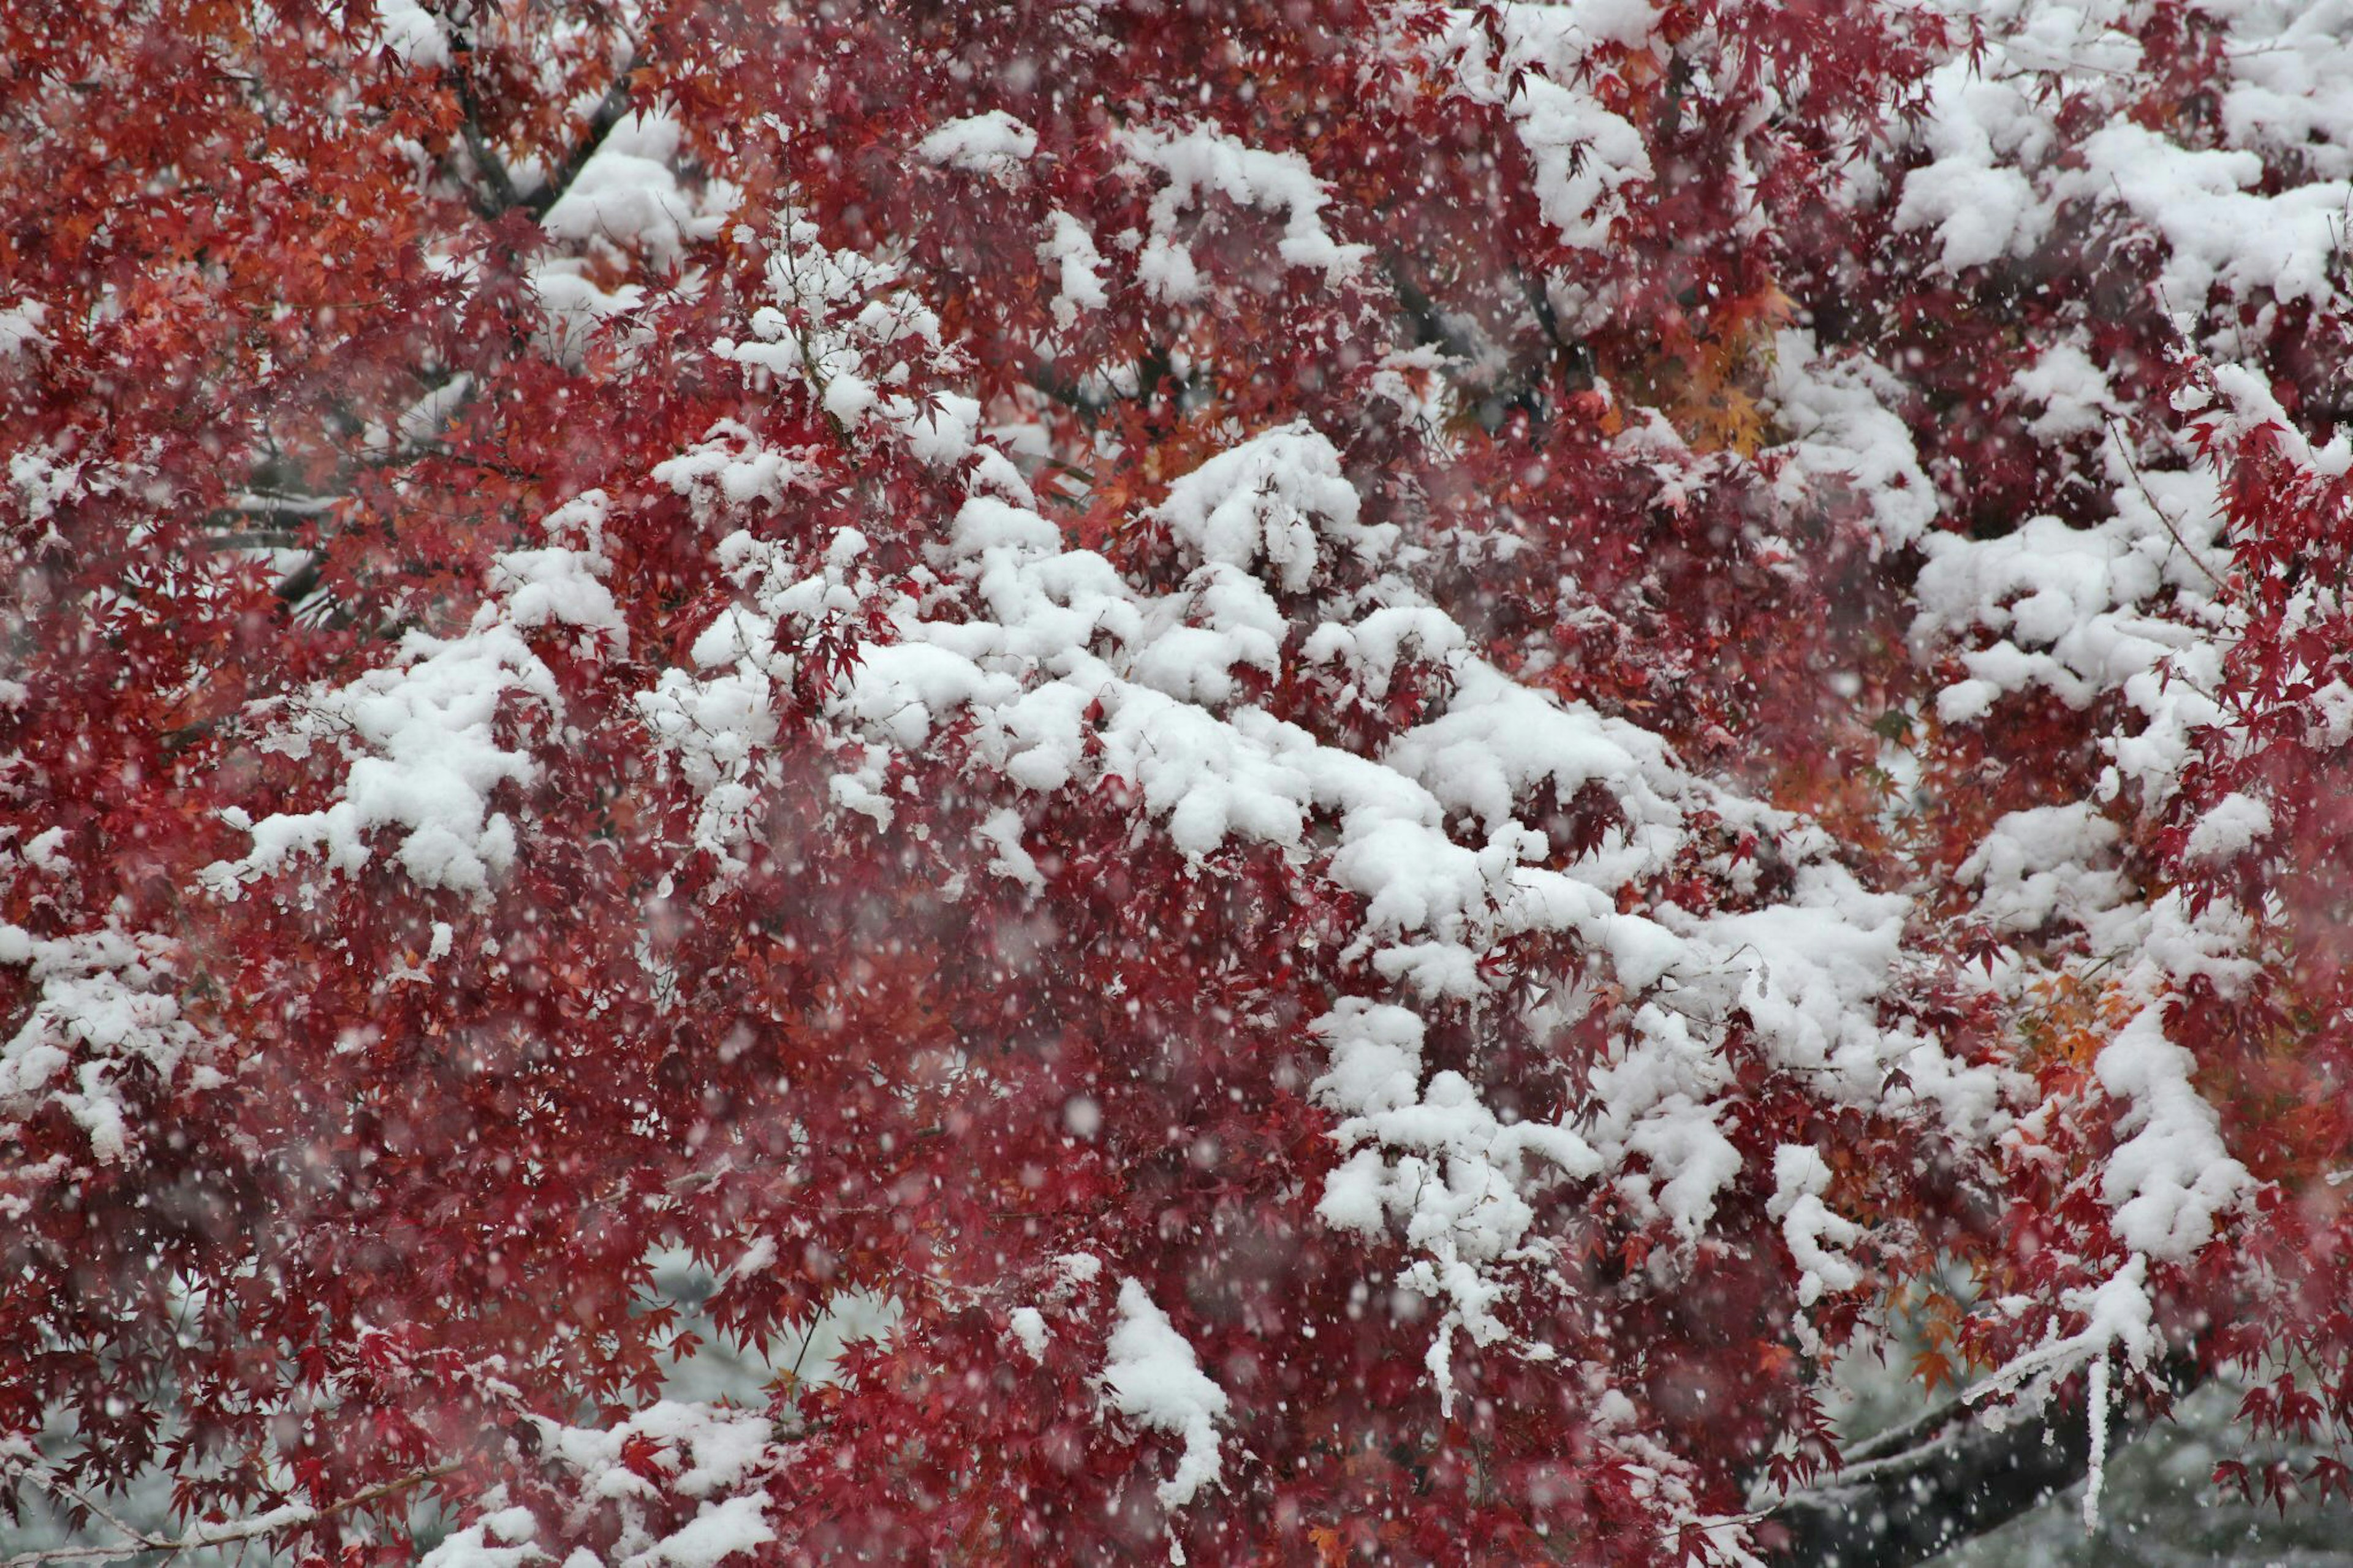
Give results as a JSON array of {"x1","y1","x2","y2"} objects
[
  {"x1": 450, "y1": 66, "x2": 523, "y2": 218},
  {"x1": 1759, "y1": 1354, "x2": 2202, "y2": 1568}
]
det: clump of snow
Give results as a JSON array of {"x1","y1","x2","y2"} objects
[
  {"x1": 2011, "y1": 339, "x2": 2123, "y2": 441},
  {"x1": 1958, "y1": 803, "x2": 2129, "y2": 937},
  {"x1": 525, "y1": 107, "x2": 741, "y2": 365},
  {"x1": 652, "y1": 420, "x2": 820, "y2": 526},
  {"x1": 18, "y1": 827, "x2": 67, "y2": 876},
  {"x1": 415, "y1": 1507, "x2": 539, "y2": 1568},
  {"x1": 1446, "y1": 9, "x2": 1651, "y2": 251},
  {"x1": 541, "y1": 112, "x2": 739, "y2": 273},
  {"x1": 917, "y1": 111, "x2": 1037, "y2": 176},
  {"x1": 1151, "y1": 422, "x2": 1370, "y2": 594},
  {"x1": 1892, "y1": 56, "x2": 2064, "y2": 271},
  {"x1": 9, "y1": 444, "x2": 115, "y2": 526},
  {"x1": 1764, "y1": 331, "x2": 1940, "y2": 550},
  {"x1": 2063, "y1": 121, "x2": 2352, "y2": 314},
  {"x1": 2311, "y1": 678, "x2": 2353, "y2": 748},
  {"x1": 1009, "y1": 1306, "x2": 1050, "y2": 1360},
  {"x1": 973, "y1": 806, "x2": 1045, "y2": 895},
  {"x1": 1039, "y1": 211, "x2": 1110, "y2": 329},
  {"x1": 647, "y1": 1496, "x2": 778, "y2": 1568},
  {"x1": 1102, "y1": 1281, "x2": 1229, "y2": 1513},
  {"x1": 2181, "y1": 791, "x2": 2272, "y2": 864},
  {"x1": 370, "y1": 0, "x2": 450, "y2": 67},
  {"x1": 202, "y1": 624, "x2": 544, "y2": 897},
  {"x1": 1913, "y1": 466, "x2": 2227, "y2": 738},
  {"x1": 1769, "y1": 1145, "x2": 1863, "y2": 1309},
  {"x1": 1300, "y1": 606, "x2": 1466, "y2": 700},
  {"x1": 0, "y1": 298, "x2": 48, "y2": 358},
  {"x1": 2096, "y1": 1005, "x2": 2251, "y2": 1262}
]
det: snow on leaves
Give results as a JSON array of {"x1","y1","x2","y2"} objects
[
  {"x1": 202, "y1": 499, "x2": 625, "y2": 899},
  {"x1": 1120, "y1": 126, "x2": 1371, "y2": 303}
]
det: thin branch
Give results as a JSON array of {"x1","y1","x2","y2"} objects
[
  {"x1": 2108, "y1": 419, "x2": 2229, "y2": 594},
  {"x1": 1381, "y1": 248, "x2": 1481, "y2": 363},
  {"x1": 1, "y1": 1461, "x2": 461, "y2": 1568},
  {"x1": 273, "y1": 551, "x2": 325, "y2": 605},
  {"x1": 4, "y1": 1471, "x2": 151, "y2": 1564},
  {"x1": 198, "y1": 530, "x2": 305, "y2": 550}
]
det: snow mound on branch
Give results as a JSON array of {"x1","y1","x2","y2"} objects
[
  {"x1": 1770, "y1": 1145, "x2": 1864, "y2": 1310},
  {"x1": 414, "y1": 1508, "x2": 540, "y2": 1568},
  {"x1": 1446, "y1": 7, "x2": 1653, "y2": 252},
  {"x1": 528, "y1": 113, "x2": 737, "y2": 361},
  {"x1": 0, "y1": 298, "x2": 48, "y2": 358},
  {"x1": 1102, "y1": 1280, "x2": 1229, "y2": 1512},
  {"x1": 2182, "y1": 790, "x2": 2272, "y2": 863},
  {"x1": 1959, "y1": 803, "x2": 2131, "y2": 937},
  {"x1": 917, "y1": 111, "x2": 1037, "y2": 176},
  {"x1": 1039, "y1": 210, "x2": 1109, "y2": 329},
  {"x1": 1764, "y1": 330, "x2": 1940, "y2": 550},
  {"x1": 369, "y1": 0, "x2": 450, "y2": 67},
  {"x1": 541, "y1": 112, "x2": 739, "y2": 273}
]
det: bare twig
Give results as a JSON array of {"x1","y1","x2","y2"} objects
[{"x1": 2108, "y1": 419, "x2": 2229, "y2": 593}]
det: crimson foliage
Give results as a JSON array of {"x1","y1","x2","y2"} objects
[{"x1": 4, "y1": 1, "x2": 2352, "y2": 1563}]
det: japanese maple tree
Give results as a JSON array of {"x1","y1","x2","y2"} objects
[{"x1": 6, "y1": 0, "x2": 2353, "y2": 1563}]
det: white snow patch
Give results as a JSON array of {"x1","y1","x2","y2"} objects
[
  {"x1": 2181, "y1": 791, "x2": 2272, "y2": 863},
  {"x1": 1102, "y1": 1280, "x2": 1229, "y2": 1512},
  {"x1": 917, "y1": 112, "x2": 1038, "y2": 176}
]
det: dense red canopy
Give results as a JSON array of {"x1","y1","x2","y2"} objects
[{"x1": 4, "y1": 1, "x2": 2352, "y2": 1562}]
